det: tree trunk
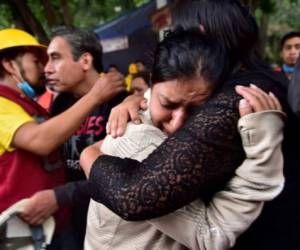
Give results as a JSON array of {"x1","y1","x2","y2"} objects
[
  {"x1": 60, "y1": 0, "x2": 73, "y2": 26},
  {"x1": 41, "y1": 0, "x2": 61, "y2": 28},
  {"x1": 11, "y1": 0, "x2": 49, "y2": 44},
  {"x1": 122, "y1": 0, "x2": 136, "y2": 10},
  {"x1": 241, "y1": 0, "x2": 261, "y2": 13},
  {"x1": 260, "y1": 12, "x2": 269, "y2": 57}
]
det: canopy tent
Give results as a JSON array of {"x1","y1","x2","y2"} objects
[
  {"x1": 94, "y1": 1, "x2": 156, "y2": 40},
  {"x1": 93, "y1": 1, "x2": 160, "y2": 74}
]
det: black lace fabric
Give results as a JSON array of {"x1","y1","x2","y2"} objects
[{"x1": 88, "y1": 70, "x2": 286, "y2": 221}]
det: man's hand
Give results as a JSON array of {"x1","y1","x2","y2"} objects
[
  {"x1": 20, "y1": 190, "x2": 58, "y2": 225},
  {"x1": 89, "y1": 71, "x2": 126, "y2": 104},
  {"x1": 107, "y1": 94, "x2": 147, "y2": 138}
]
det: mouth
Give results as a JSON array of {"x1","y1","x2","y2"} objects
[{"x1": 46, "y1": 78, "x2": 58, "y2": 86}]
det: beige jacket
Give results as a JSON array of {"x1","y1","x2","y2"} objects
[{"x1": 85, "y1": 90, "x2": 285, "y2": 250}]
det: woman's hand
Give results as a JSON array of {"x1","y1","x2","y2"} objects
[
  {"x1": 107, "y1": 94, "x2": 147, "y2": 138},
  {"x1": 235, "y1": 84, "x2": 282, "y2": 117}
]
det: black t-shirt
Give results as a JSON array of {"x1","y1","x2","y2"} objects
[{"x1": 51, "y1": 91, "x2": 127, "y2": 182}]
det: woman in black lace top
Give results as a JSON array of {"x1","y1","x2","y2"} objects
[{"x1": 86, "y1": 0, "x2": 287, "y2": 221}]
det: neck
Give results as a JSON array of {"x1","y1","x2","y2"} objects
[
  {"x1": 0, "y1": 75, "x2": 23, "y2": 94},
  {"x1": 72, "y1": 70, "x2": 99, "y2": 97}
]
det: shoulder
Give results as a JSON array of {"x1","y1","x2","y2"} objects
[
  {"x1": 105, "y1": 122, "x2": 166, "y2": 149},
  {"x1": 224, "y1": 69, "x2": 287, "y2": 103},
  {"x1": 101, "y1": 122, "x2": 166, "y2": 160},
  {"x1": 0, "y1": 97, "x2": 34, "y2": 119}
]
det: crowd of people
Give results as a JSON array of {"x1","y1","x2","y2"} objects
[{"x1": 0, "y1": 0, "x2": 299, "y2": 250}]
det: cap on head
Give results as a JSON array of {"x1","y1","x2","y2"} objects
[
  {"x1": 0, "y1": 28, "x2": 46, "y2": 52},
  {"x1": 129, "y1": 63, "x2": 138, "y2": 74}
]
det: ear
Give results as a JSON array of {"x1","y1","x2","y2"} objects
[
  {"x1": 79, "y1": 53, "x2": 93, "y2": 71},
  {"x1": 1, "y1": 58, "x2": 16, "y2": 75}
]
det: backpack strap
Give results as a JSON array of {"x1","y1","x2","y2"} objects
[
  {"x1": 30, "y1": 225, "x2": 46, "y2": 250},
  {"x1": 0, "y1": 85, "x2": 48, "y2": 117}
]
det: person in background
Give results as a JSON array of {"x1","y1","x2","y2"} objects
[
  {"x1": 37, "y1": 86, "x2": 57, "y2": 111},
  {"x1": 131, "y1": 70, "x2": 150, "y2": 96},
  {"x1": 81, "y1": 29, "x2": 285, "y2": 250},
  {"x1": 0, "y1": 28, "x2": 124, "y2": 249},
  {"x1": 135, "y1": 59, "x2": 147, "y2": 72},
  {"x1": 274, "y1": 31, "x2": 300, "y2": 80},
  {"x1": 107, "y1": 64, "x2": 120, "y2": 73},
  {"x1": 125, "y1": 62, "x2": 138, "y2": 92}
]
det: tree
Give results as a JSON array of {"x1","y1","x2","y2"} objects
[
  {"x1": 0, "y1": 0, "x2": 298, "y2": 64},
  {"x1": 243, "y1": 0, "x2": 300, "y2": 63},
  {"x1": 0, "y1": 0, "x2": 151, "y2": 43},
  {"x1": 12, "y1": 0, "x2": 49, "y2": 44}
]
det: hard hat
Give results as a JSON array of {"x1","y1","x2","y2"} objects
[
  {"x1": 0, "y1": 199, "x2": 55, "y2": 250},
  {"x1": 0, "y1": 28, "x2": 46, "y2": 52},
  {"x1": 128, "y1": 63, "x2": 138, "y2": 74}
]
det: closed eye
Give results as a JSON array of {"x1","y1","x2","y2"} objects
[{"x1": 161, "y1": 102, "x2": 180, "y2": 110}]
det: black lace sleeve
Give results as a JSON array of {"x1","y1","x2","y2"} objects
[
  {"x1": 88, "y1": 72, "x2": 284, "y2": 221},
  {"x1": 89, "y1": 82, "x2": 245, "y2": 219}
]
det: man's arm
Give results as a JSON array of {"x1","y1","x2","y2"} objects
[
  {"x1": 12, "y1": 72, "x2": 125, "y2": 156},
  {"x1": 21, "y1": 181, "x2": 90, "y2": 225}
]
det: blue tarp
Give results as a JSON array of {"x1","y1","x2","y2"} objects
[{"x1": 94, "y1": 1, "x2": 156, "y2": 40}]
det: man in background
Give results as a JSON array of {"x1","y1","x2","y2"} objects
[{"x1": 275, "y1": 31, "x2": 300, "y2": 80}]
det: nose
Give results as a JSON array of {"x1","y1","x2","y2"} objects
[
  {"x1": 168, "y1": 108, "x2": 187, "y2": 134},
  {"x1": 290, "y1": 46, "x2": 300, "y2": 55},
  {"x1": 44, "y1": 60, "x2": 53, "y2": 76}
]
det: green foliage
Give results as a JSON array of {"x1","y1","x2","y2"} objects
[
  {"x1": 71, "y1": 0, "x2": 151, "y2": 29},
  {"x1": 0, "y1": 0, "x2": 299, "y2": 66},
  {"x1": 0, "y1": 0, "x2": 151, "y2": 34},
  {"x1": 259, "y1": 0, "x2": 276, "y2": 13},
  {"x1": 0, "y1": 2, "x2": 13, "y2": 29},
  {"x1": 263, "y1": 0, "x2": 300, "y2": 64}
]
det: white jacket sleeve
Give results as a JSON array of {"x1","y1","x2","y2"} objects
[{"x1": 149, "y1": 110, "x2": 285, "y2": 250}]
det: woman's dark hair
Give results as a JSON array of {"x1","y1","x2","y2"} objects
[
  {"x1": 171, "y1": 0, "x2": 266, "y2": 73},
  {"x1": 151, "y1": 28, "x2": 229, "y2": 91},
  {"x1": 51, "y1": 26, "x2": 103, "y2": 73}
]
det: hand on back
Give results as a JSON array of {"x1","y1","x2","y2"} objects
[{"x1": 236, "y1": 84, "x2": 282, "y2": 117}]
